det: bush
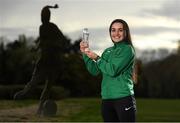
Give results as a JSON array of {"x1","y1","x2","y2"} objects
[{"x1": 0, "y1": 85, "x2": 70, "y2": 100}]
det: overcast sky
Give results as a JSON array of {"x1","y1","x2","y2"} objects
[{"x1": 0, "y1": 0, "x2": 180, "y2": 55}]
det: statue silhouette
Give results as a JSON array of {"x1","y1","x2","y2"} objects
[{"x1": 14, "y1": 4, "x2": 66, "y2": 115}]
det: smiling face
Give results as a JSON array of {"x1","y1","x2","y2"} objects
[{"x1": 110, "y1": 22, "x2": 126, "y2": 43}]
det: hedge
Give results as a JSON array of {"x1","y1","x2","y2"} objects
[{"x1": 0, "y1": 85, "x2": 70, "y2": 100}]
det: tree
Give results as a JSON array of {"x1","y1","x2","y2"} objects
[
  {"x1": 177, "y1": 40, "x2": 180, "y2": 55},
  {"x1": 2, "y1": 35, "x2": 35, "y2": 84},
  {"x1": 0, "y1": 34, "x2": 101, "y2": 97},
  {"x1": 143, "y1": 53, "x2": 180, "y2": 98},
  {"x1": 0, "y1": 42, "x2": 7, "y2": 82}
]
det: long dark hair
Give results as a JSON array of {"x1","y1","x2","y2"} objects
[
  {"x1": 109, "y1": 19, "x2": 133, "y2": 46},
  {"x1": 109, "y1": 19, "x2": 138, "y2": 84}
]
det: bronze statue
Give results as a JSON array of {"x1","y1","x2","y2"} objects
[{"x1": 14, "y1": 4, "x2": 66, "y2": 115}]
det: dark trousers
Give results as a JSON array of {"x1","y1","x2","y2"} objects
[{"x1": 101, "y1": 95, "x2": 136, "y2": 122}]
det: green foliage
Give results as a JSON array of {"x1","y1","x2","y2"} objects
[
  {"x1": 134, "y1": 59, "x2": 149, "y2": 98},
  {"x1": 0, "y1": 35, "x2": 100, "y2": 98},
  {"x1": 1, "y1": 35, "x2": 180, "y2": 98},
  {"x1": 0, "y1": 35, "x2": 36, "y2": 84},
  {"x1": 141, "y1": 54, "x2": 180, "y2": 98},
  {"x1": 0, "y1": 85, "x2": 70, "y2": 100},
  {"x1": 177, "y1": 40, "x2": 180, "y2": 54},
  {"x1": 60, "y1": 53, "x2": 101, "y2": 97}
]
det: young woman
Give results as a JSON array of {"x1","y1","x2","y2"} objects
[{"x1": 80, "y1": 19, "x2": 136, "y2": 122}]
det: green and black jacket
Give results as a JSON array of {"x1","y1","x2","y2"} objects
[{"x1": 83, "y1": 41, "x2": 135, "y2": 99}]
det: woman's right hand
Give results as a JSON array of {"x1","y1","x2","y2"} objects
[{"x1": 80, "y1": 40, "x2": 89, "y2": 53}]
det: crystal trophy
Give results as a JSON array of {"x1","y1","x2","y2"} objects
[{"x1": 82, "y1": 28, "x2": 90, "y2": 51}]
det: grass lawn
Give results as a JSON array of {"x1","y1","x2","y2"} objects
[{"x1": 0, "y1": 98, "x2": 180, "y2": 122}]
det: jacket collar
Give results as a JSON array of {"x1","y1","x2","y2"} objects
[{"x1": 114, "y1": 40, "x2": 127, "y2": 48}]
